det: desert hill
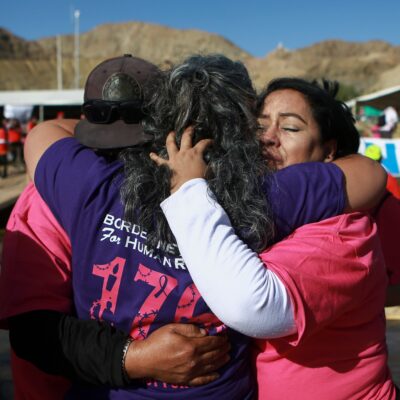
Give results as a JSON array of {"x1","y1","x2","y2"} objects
[
  {"x1": 249, "y1": 40, "x2": 400, "y2": 93},
  {"x1": 1, "y1": 22, "x2": 400, "y2": 97}
]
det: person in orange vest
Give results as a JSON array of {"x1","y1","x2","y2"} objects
[
  {"x1": 365, "y1": 144, "x2": 400, "y2": 199},
  {"x1": 24, "y1": 116, "x2": 38, "y2": 144},
  {"x1": 7, "y1": 118, "x2": 24, "y2": 169}
]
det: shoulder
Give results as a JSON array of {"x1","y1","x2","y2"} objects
[
  {"x1": 260, "y1": 213, "x2": 377, "y2": 266},
  {"x1": 25, "y1": 119, "x2": 78, "y2": 180},
  {"x1": 7, "y1": 183, "x2": 45, "y2": 225},
  {"x1": 274, "y1": 162, "x2": 342, "y2": 182},
  {"x1": 35, "y1": 136, "x2": 117, "y2": 186},
  {"x1": 292, "y1": 213, "x2": 377, "y2": 251},
  {"x1": 266, "y1": 162, "x2": 343, "y2": 200},
  {"x1": 7, "y1": 182, "x2": 67, "y2": 237}
]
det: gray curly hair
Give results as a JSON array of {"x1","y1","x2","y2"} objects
[{"x1": 120, "y1": 54, "x2": 274, "y2": 252}]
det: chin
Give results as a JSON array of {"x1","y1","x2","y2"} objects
[
  {"x1": 264, "y1": 154, "x2": 285, "y2": 170},
  {"x1": 265, "y1": 160, "x2": 280, "y2": 171}
]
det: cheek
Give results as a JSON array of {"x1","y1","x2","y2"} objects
[
  {"x1": 284, "y1": 140, "x2": 311, "y2": 164},
  {"x1": 309, "y1": 139, "x2": 327, "y2": 161},
  {"x1": 291, "y1": 137, "x2": 325, "y2": 163}
]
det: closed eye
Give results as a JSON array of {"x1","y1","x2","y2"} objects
[{"x1": 282, "y1": 127, "x2": 300, "y2": 132}]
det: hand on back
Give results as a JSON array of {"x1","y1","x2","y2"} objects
[{"x1": 125, "y1": 323, "x2": 230, "y2": 386}]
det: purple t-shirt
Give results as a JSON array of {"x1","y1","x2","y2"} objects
[
  {"x1": 35, "y1": 138, "x2": 344, "y2": 399},
  {"x1": 267, "y1": 161, "x2": 345, "y2": 241}
]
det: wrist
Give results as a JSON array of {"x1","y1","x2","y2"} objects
[
  {"x1": 121, "y1": 337, "x2": 134, "y2": 383},
  {"x1": 124, "y1": 337, "x2": 152, "y2": 380}
]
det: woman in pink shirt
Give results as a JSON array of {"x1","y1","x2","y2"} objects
[
  {"x1": 257, "y1": 78, "x2": 400, "y2": 307},
  {"x1": 152, "y1": 78, "x2": 398, "y2": 399}
]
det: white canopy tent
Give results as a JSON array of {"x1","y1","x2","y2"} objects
[
  {"x1": 0, "y1": 89, "x2": 84, "y2": 120},
  {"x1": 347, "y1": 84, "x2": 400, "y2": 111}
]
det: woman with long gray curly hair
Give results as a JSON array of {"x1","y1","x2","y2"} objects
[{"x1": 119, "y1": 54, "x2": 274, "y2": 253}]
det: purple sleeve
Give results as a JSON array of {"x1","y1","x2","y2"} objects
[
  {"x1": 263, "y1": 162, "x2": 345, "y2": 241},
  {"x1": 34, "y1": 137, "x2": 122, "y2": 236}
]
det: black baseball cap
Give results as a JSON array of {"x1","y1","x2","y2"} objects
[{"x1": 75, "y1": 54, "x2": 160, "y2": 149}]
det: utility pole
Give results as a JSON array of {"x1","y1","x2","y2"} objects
[
  {"x1": 74, "y1": 9, "x2": 80, "y2": 88},
  {"x1": 56, "y1": 35, "x2": 63, "y2": 90}
]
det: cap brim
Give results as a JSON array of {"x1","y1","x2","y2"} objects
[{"x1": 75, "y1": 119, "x2": 153, "y2": 149}]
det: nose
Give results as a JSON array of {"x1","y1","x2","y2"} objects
[{"x1": 259, "y1": 125, "x2": 280, "y2": 147}]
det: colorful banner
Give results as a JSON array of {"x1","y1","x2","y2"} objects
[{"x1": 359, "y1": 138, "x2": 400, "y2": 177}]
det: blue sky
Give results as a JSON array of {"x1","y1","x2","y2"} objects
[{"x1": 2, "y1": 0, "x2": 400, "y2": 57}]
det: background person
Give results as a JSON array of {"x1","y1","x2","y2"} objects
[
  {"x1": 26, "y1": 115, "x2": 38, "y2": 133},
  {"x1": 372, "y1": 106, "x2": 399, "y2": 139},
  {"x1": 7, "y1": 118, "x2": 23, "y2": 168},
  {"x1": 0, "y1": 120, "x2": 8, "y2": 178}
]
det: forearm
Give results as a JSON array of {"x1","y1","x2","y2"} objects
[
  {"x1": 161, "y1": 179, "x2": 296, "y2": 339},
  {"x1": 9, "y1": 310, "x2": 131, "y2": 387},
  {"x1": 333, "y1": 154, "x2": 387, "y2": 211},
  {"x1": 8, "y1": 310, "x2": 228, "y2": 387}
]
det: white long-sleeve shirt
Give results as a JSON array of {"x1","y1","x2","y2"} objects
[{"x1": 161, "y1": 178, "x2": 296, "y2": 338}]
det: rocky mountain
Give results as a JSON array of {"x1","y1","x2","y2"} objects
[
  {"x1": 0, "y1": 28, "x2": 45, "y2": 59},
  {"x1": 1, "y1": 22, "x2": 399, "y2": 97},
  {"x1": 249, "y1": 40, "x2": 400, "y2": 93}
]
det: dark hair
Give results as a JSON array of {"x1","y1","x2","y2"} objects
[
  {"x1": 119, "y1": 54, "x2": 274, "y2": 252},
  {"x1": 257, "y1": 77, "x2": 360, "y2": 158}
]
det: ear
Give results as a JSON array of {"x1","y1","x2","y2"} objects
[{"x1": 323, "y1": 139, "x2": 337, "y2": 162}]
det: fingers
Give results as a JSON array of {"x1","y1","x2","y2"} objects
[
  {"x1": 196, "y1": 346, "x2": 231, "y2": 370},
  {"x1": 186, "y1": 352, "x2": 231, "y2": 386},
  {"x1": 192, "y1": 334, "x2": 230, "y2": 353},
  {"x1": 180, "y1": 127, "x2": 194, "y2": 150},
  {"x1": 149, "y1": 152, "x2": 167, "y2": 166},
  {"x1": 184, "y1": 335, "x2": 230, "y2": 376},
  {"x1": 172, "y1": 323, "x2": 207, "y2": 338},
  {"x1": 194, "y1": 342, "x2": 231, "y2": 372},
  {"x1": 196, "y1": 336, "x2": 231, "y2": 356},
  {"x1": 198, "y1": 353, "x2": 231, "y2": 374},
  {"x1": 181, "y1": 127, "x2": 213, "y2": 155},
  {"x1": 150, "y1": 128, "x2": 212, "y2": 166},
  {"x1": 149, "y1": 131, "x2": 179, "y2": 166},
  {"x1": 187, "y1": 373, "x2": 220, "y2": 387},
  {"x1": 165, "y1": 131, "x2": 178, "y2": 155},
  {"x1": 194, "y1": 138, "x2": 213, "y2": 154}
]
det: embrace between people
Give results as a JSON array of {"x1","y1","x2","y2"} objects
[{"x1": 0, "y1": 53, "x2": 399, "y2": 399}]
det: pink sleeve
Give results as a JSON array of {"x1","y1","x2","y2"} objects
[
  {"x1": 375, "y1": 193, "x2": 400, "y2": 285},
  {"x1": 259, "y1": 213, "x2": 384, "y2": 345},
  {"x1": 0, "y1": 183, "x2": 73, "y2": 328}
]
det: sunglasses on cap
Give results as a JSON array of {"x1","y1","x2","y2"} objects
[{"x1": 82, "y1": 100, "x2": 145, "y2": 124}]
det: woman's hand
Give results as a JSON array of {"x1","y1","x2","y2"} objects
[{"x1": 150, "y1": 127, "x2": 213, "y2": 193}]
